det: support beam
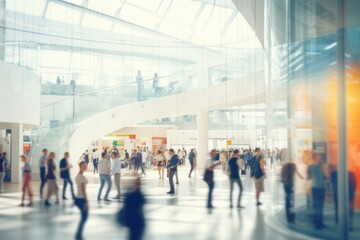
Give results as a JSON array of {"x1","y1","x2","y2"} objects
[
  {"x1": 10, "y1": 123, "x2": 23, "y2": 183},
  {"x1": 336, "y1": 0, "x2": 348, "y2": 239},
  {"x1": 196, "y1": 110, "x2": 209, "y2": 170}
]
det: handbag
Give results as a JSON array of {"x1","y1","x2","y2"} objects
[{"x1": 203, "y1": 169, "x2": 214, "y2": 183}]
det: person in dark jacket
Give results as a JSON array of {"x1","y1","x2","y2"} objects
[
  {"x1": 188, "y1": 149, "x2": 196, "y2": 178},
  {"x1": 123, "y1": 178, "x2": 146, "y2": 240},
  {"x1": 59, "y1": 152, "x2": 75, "y2": 200},
  {"x1": 166, "y1": 149, "x2": 179, "y2": 194},
  {"x1": 280, "y1": 160, "x2": 303, "y2": 222}
]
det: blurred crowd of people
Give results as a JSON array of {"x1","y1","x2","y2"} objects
[{"x1": 0, "y1": 144, "x2": 357, "y2": 239}]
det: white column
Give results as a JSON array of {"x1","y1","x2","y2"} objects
[
  {"x1": 11, "y1": 123, "x2": 23, "y2": 183},
  {"x1": 196, "y1": 111, "x2": 209, "y2": 170}
]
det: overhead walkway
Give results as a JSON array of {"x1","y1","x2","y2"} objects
[{"x1": 30, "y1": 54, "x2": 266, "y2": 172}]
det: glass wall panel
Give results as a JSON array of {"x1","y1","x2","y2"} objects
[{"x1": 265, "y1": 0, "x2": 360, "y2": 239}]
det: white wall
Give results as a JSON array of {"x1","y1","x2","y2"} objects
[{"x1": 0, "y1": 61, "x2": 40, "y2": 127}]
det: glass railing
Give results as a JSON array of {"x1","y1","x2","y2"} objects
[
  {"x1": 30, "y1": 52, "x2": 264, "y2": 164},
  {"x1": 0, "y1": 41, "x2": 41, "y2": 73}
]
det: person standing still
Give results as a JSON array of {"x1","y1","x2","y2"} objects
[
  {"x1": 74, "y1": 162, "x2": 89, "y2": 240},
  {"x1": 98, "y1": 152, "x2": 112, "y2": 201},
  {"x1": 280, "y1": 159, "x2": 303, "y2": 222},
  {"x1": 0, "y1": 153, "x2": 6, "y2": 193},
  {"x1": 39, "y1": 149, "x2": 48, "y2": 198},
  {"x1": 166, "y1": 149, "x2": 179, "y2": 194},
  {"x1": 188, "y1": 149, "x2": 195, "y2": 178},
  {"x1": 59, "y1": 152, "x2": 75, "y2": 200},
  {"x1": 111, "y1": 152, "x2": 122, "y2": 199},
  {"x1": 205, "y1": 150, "x2": 221, "y2": 209},
  {"x1": 19, "y1": 155, "x2": 33, "y2": 206},
  {"x1": 307, "y1": 153, "x2": 329, "y2": 229},
  {"x1": 250, "y1": 148, "x2": 266, "y2": 206},
  {"x1": 228, "y1": 149, "x2": 244, "y2": 209}
]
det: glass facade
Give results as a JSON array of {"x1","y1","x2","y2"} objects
[{"x1": 265, "y1": 0, "x2": 360, "y2": 239}]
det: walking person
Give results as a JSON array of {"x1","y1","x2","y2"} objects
[
  {"x1": 134, "y1": 149, "x2": 142, "y2": 175},
  {"x1": 74, "y1": 162, "x2": 89, "y2": 240},
  {"x1": 204, "y1": 149, "x2": 221, "y2": 209},
  {"x1": 156, "y1": 150, "x2": 166, "y2": 180},
  {"x1": 228, "y1": 149, "x2": 244, "y2": 209},
  {"x1": 59, "y1": 152, "x2": 75, "y2": 200},
  {"x1": 19, "y1": 155, "x2": 33, "y2": 207},
  {"x1": 141, "y1": 149, "x2": 147, "y2": 176},
  {"x1": 98, "y1": 152, "x2": 112, "y2": 202},
  {"x1": 111, "y1": 152, "x2": 122, "y2": 199},
  {"x1": 39, "y1": 149, "x2": 48, "y2": 198},
  {"x1": 125, "y1": 149, "x2": 130, "y2": 167},
  {"x1": 166, "y1": 149, "x2": 179, "y2": 194},
  {"x1": 188, "y1": 149, "x2": 196, "y2": 178},
  {"x1": 117, "y1": 178, "x2": 146, "y2": 240},
  {"x1": 250, "y1": 148, "x2": 266, "y2": 206},
  {"x1": 44, "y1": 152, "x2": 59, "y2": 206},
  {"x1": 280, "y1": 159, "x2": 303, "y2": 222},
  {"x1": 0, "y1": 152, "x2": 6, "y2": 193},
  {"x1": 93, "y1": 149, "x2": 99, "y2": 174},
  {"x1": 308, "y1": 153, "x2": 329, "y2": 229}
]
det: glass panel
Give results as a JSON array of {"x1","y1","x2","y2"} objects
[
  {"x1": 6, "y1": 0, "x2": 46, "y2": 16},
  {"x1": 82, "y1": 13, "x2": 113, "y2": 31},
  {"x1": 120, "y1": 3, "x2": 159, "y2": 29},
  {"x1": 45, "y1": 2, "x2": 82, "y2": 25},
  {"x1": 88, "y1": 0, "x2": 121, "y2": 16},
  {"x1": 128, "y1": 0, "x2": 162, "y2": 13},
  {"x1": 163, "y1": 1, "x2": 201, "y2": 26},
  {"x1": 40, "y1": 50, "x2": 71, "y2": 68}
]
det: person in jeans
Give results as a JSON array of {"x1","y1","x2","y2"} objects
[
  {"x1": 39, "y1": 149, "x2": 48, "y2": 198},
  {"x1": 281, "y1": 160, "x2": 303, "y2": 222},
  {"x1": 188, "y1": 149, "x2": 196, "y2": 178},
  {"x1": 205, "y1": 149, "x2": 221, "y2": 209},
  {"x1": 44, "y1": 152, "x2": 59, "y2": 206},
  {"x1": 59, "y1": 152, "x2": 75, "y2": 200},
  {"x1": 308, "y1": 153, "x2": 329, "y2": 229},
  {"x1": 166, "y1": 149, "x2": 179, "y2": 194},
  {"x1": 228, "y1": 149, "x2": 244, "y2": 209},
  {"x1": 98, "y1": 152, "x2": 112, "y2": 201},
  {"x1": 111, "y1": 152, "x2": 122, "y2": 199},
  {"x1": 20, "y1": 155, "x2": 33, "y2": 207},
  {"x1": 74, "y1": 161, "x2": 89, "y2": 240},
  {"x1": 0, "y1": 153, "x2": 6, "y2": 193}
]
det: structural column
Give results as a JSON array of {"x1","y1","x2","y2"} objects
[
  {"x1": 336, "y1": 0, "x2": 348, "y2": 239},
  {"x1": 196, "y1": 110, "x2": 209, "y2": 170},
  {"x1": 11, "y1": 123, "x2": 23, "y2": 183}
]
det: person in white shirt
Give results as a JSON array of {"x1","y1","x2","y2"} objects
[
  {"x1": 141, "y1": 149, "x2": 147, "y2": 176},
  {"x1": 97, "y1": 152, "x2": 112, "y2": 201},
  {"x1": 111, "y1": 152, "x2": 122, "y2": 199},
  {"x1": 74, "y1": 162, "x2": 89, "y2": 240}
]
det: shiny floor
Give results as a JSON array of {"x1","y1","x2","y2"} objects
[{"x1": 0, "y1": 167, "x2": 307, "y2": 240}]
